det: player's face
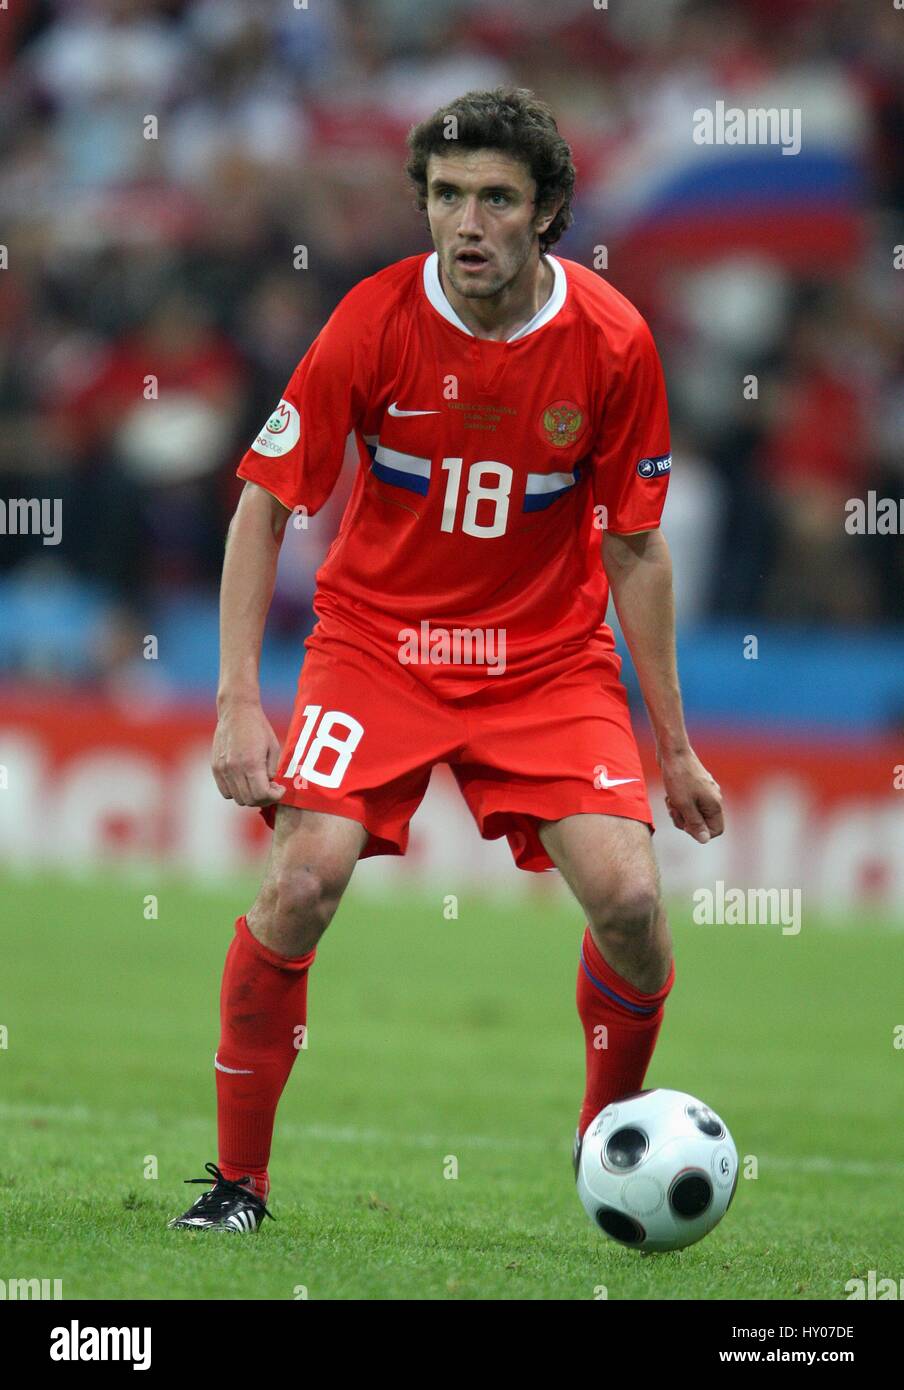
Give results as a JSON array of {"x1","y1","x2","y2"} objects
[{"x1": 426, "y1": 149, "x2": 554, "y2": 300}]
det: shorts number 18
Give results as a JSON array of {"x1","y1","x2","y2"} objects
[{"x1": 285, "y1": 704, "x2": 364, "y2": 788}]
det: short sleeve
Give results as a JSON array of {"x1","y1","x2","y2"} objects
[
  {"x1": 236, "y1": 285, "x2": 375, "y2": 516},
  {"x1": 590, "y1": 318, "x2": 671, "y2": 534}
]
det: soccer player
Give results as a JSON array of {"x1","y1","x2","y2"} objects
[{"x1": 169, "y1": 88, "x2": 723, "y2": 1234}]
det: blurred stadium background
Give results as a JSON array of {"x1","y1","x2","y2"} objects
[
  {"x1": 2, "y1": 0, "x2": 903, "y2": 1304},
  {"x1": 0, "y1": 0, "x2": 901, "y2": 908}
]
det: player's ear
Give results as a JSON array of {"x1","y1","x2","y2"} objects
[{"x1": 534, "y1": 195, "x2": 563, "y2": 237}]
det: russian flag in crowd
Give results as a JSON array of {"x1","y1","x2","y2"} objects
[{"x1": 588, "y1": 75, "x2": 867, "y2": 269}]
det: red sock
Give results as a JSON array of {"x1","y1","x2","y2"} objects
[
  {"x1": 215, "y1": 914, "x2": 315, "y2": 1199},
  {"x1": 576, "y1": 926, "x2": 675, "y2": 1137}
]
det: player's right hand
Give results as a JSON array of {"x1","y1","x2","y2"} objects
[{"x1": 211, "y1": 701, "x2": 287, "y2": 806}]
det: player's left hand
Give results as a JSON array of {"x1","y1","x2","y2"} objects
[{"x1": 658, "y1": 746, "x2": 723, "y2": 844}]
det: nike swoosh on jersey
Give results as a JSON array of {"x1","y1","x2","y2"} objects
[
  {"x1": 387, "y1": 401, "x2": 439, "y2": 416},
  {"x1": 596, "y1": 774, "x2": 640, "y2": 789}
]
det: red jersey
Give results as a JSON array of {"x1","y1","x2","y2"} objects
[{"x1": 237, "y1": 252, "x2": 671, "y2": 693}]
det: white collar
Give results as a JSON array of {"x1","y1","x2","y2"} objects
[{"x1": 422, "y1": 250, "x2": 567, "y2": 342}]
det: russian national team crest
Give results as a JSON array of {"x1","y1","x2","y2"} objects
[
  {"x1": 539, "y1": 400, "x2": 586, "y2": 449},
  {"x1": 251, "y1": 398, "x2": 301, "y2": 457}
]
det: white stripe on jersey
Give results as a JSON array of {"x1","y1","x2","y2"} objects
[
  {"x1": 525, "y1": 469, "x2": 578, "y2": 495},
  {"x1": 372, "y1": 444, "x2": 431, "y2": 479}
]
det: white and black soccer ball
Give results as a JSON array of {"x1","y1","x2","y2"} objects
[{"x1": 576, "y1": 1089, "x2": 738, "y2": 1253}]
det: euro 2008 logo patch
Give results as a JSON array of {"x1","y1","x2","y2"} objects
[
  {"x1": 636, "y1": 453, "x2": 672, "y2": 478},
  {"x1": 251, "y1": 398, "x2": 301, "y2": 457}
]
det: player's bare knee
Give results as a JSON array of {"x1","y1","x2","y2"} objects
[
  {"x1": 250, "y1": 863, "x2": 344, "y2": 951},
  {"x1": 586, "y1": 879, "x2": 661, "y2": 952},
  {"x1": 276, "y1": 864, "x2": 344, "y2": 930}
]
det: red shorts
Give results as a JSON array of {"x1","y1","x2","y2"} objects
[{"x1": 261, "y1": 628, "x2": 653, "y2": 873}]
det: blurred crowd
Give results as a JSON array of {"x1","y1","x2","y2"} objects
[{"x1": 0, "y1": 0, "x2": 902, "y2": 690}]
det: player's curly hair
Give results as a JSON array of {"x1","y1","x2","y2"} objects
[{"x1": 405, "y1": 88, "x2": 576, "y2": 254}]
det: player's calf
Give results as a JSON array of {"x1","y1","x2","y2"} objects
[
  {"x1": 166, "y1": 809, "x2": 369, "y2": 1228},
  {"x1": 537, "y1": 814, "x2": 676, "y2": 1138},
  {"x1": 575, "y1": 919, "x2": 676, "y2": 1138},
  {"x1": 574, "y1": 874, "x2": 675, "y2": 1135}
]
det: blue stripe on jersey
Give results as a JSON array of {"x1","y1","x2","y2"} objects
[
  {"x1": 579, "y1": 949, "x2": 659, "y2": 1016},
  {"x1": 367, "y1": 442, "x2": 431, "y2": 497},
  {"x1": 523, "y1": 464, "x2": 582, "y2": 512}
]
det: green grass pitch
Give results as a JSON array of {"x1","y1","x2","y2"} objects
[{"x1": 2, "y1": 871, "x2": 901, "y2": 1300}]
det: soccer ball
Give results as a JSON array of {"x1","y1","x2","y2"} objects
[{"x1": 576, "y1": 1089, "x2": 738, "y2": 1252}]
